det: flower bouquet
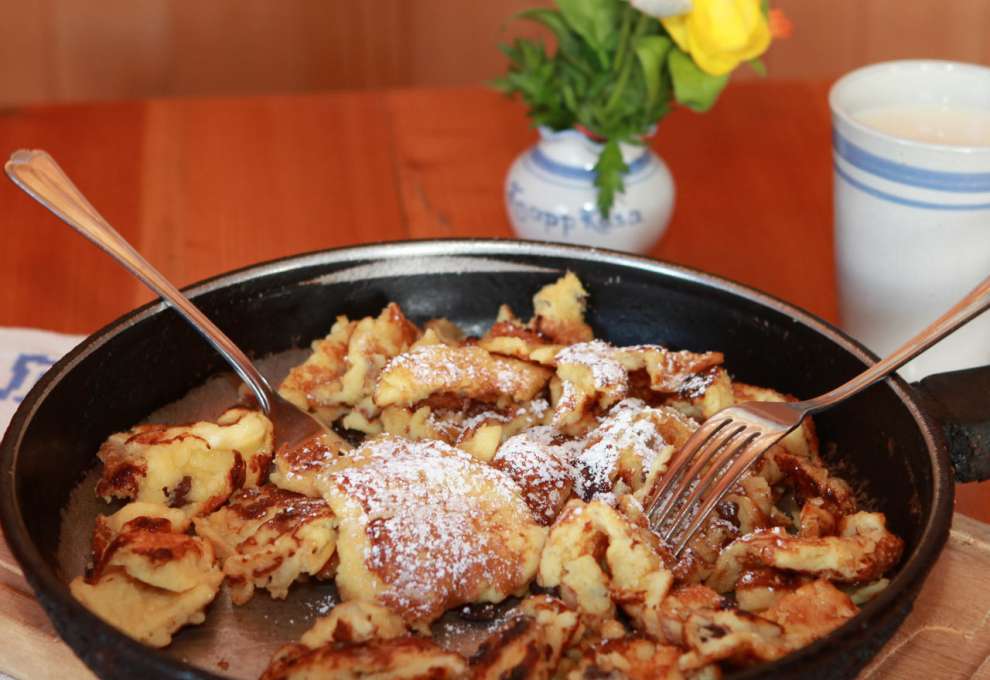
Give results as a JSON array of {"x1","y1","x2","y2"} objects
[{"x1": 496, "y1": 0, "x2": 789, "y2": 219}]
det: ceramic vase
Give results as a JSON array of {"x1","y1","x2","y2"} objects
[{"x1": 505, "y1": 127, "x2": 674, "y2": 253}]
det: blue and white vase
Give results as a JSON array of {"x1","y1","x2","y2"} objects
[{"x1": 505, "y1": 127, "x2": 674, "y2": 253}]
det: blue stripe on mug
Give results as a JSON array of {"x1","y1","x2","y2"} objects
[
  {"x1": 833, "y1": 130, "x2": 990, "y2": 193},
  {"x1": 834, "y1": 162, "x2": 990, "y2": 211},
  {"x1": 529, "y1": 146, "x2": 651, "y2": 181}
]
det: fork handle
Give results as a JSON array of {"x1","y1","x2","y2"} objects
[
  {"x1": 805, "y1": 273, "x2": 990, "y2": 413},
  {"x1": 4, "y1": 149, "x2": 277, "y2": 412}
]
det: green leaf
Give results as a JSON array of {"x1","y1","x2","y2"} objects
[
  {"x1": 748, "y1": 57, "x2": 767, "y2": 77},
  {"x1": 518, "y1": 9, "x2": 579, "y2": 53},
  {"x1": 562, "y1": 82, "x2": 579, "y2": 112},
  {"x1": 633, "y1": 35, "x2": 673, "y2": 107},
  {"x1": 492, "y1": 35, "x2": 576, "y2": 130},
  {"x1": 490, "y1": 76, "x2": 512, "y2": 93},
  {"x1": 519, "y1": 8, "x2": 599, "y2": 78},
  {"x1": 556, "y1": 0, "x2": 621, "y2": 65},
  {"x1": 668, "y1": 48, "x2": 729, "y2": 112},
  {"x1": 594, "y1": 138, "x2": 628, "y2": 217}
]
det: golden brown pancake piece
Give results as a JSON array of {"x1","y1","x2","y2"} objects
[
  {"x1": 471, "y1": 595, "x2": 582, "y2": 680},
  {"x1": 572, "y1": 398, "x2": 696, "y2": 502},
  {"x1": 530, "y1": 271, "x2": 594, "y2": 344},
  {"x1": 70, "y1": 502, "x2": 222, "y2": 647},
  {"x1": 709, "y1": 511, "x2": 903, "y2": 592},
  {"x1": 566, "y1": 636, "x2": 687, "y2": 680},
  {"x1": 279, "y1": 303, "x2": 420, "y2": 431},
  {"x1": 300, "y1": 602, "x2": 408, "y2": 647},
  {"x1": 380, "y1": 398, "x2": 550, "y2": 463},
  {"x1": 260, "y1": 637, "x2": 467, "y2": 680},
  {"x1": 490, "y1": 426, "x2": 577, "y2": 525},
  {"x1": 374, "y1": 344, "x2": 551, "y2": 409},
  {"x1": 538, "y1": 498, "x2": 673, "y2": 636},
  {"x1": 95, "y1": 407, "x2": 273, "y2": 517},
  {"x1": 317, "y1": 435, "x2": 546, "y2": 627},
  {"x1": 194, "y1": 484, "x2": 337, "y2": 604},
  {"x1": 270, "y1": 429, "x2": 352, "y2": 498}
]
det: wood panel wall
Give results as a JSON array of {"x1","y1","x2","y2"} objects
[{"x1": 1, "y1": 0, "x2": 989, "y2": 106}]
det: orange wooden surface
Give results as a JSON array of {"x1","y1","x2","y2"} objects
[{"x1": 0, "y1": 81, "x2": 837, "y2": 329}]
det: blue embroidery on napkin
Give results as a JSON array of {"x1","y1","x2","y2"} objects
[{"x1": 0, "y1": 353, "x2": 57, "y2": 404}]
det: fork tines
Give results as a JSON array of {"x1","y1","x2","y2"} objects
[{"x1": 645, "y1": 409, "x2": 785, "y2": 557}]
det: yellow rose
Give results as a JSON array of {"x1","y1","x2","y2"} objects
[{"x1": 661, "y1": 0, "x2": 771, "y2": 76}]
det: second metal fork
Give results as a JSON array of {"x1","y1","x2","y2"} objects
[{"x1": 646, "y1": 272, "x2": 990, "y2": 556}]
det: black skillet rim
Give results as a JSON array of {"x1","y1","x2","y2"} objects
[{"x1": 0, "y1": 238, "x2": 955, "y2": 679}]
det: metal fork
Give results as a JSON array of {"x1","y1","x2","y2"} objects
[
  {"x1": 4, "y1": 149, "x2": 332, "y2": 454},
  {"x1": 646, "y1": 272, "x2": 990, "y2": 556}
]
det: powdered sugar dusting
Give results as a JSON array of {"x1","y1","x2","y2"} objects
[
  {"x1": 492, "y1": 426, "x2": 583, "y2": 525},
  {"x1": 380, "y1": 344, "x2": 542, "y2": 402},
  {"x1": 552, "y1": 380, "x2": 583, "y2": 426},
  {"x1": 489, "y1": 398, "x2": 683, "y2": 513},
  {"x1": 425, "y1": 398, "x2": 552, "y2": 444},
  {"x1": 441, "y1": 409, "x2": 511, "y2": 435},
  {"x1": 304, "y1": 590, "x2": 339, "y2": 617},
  {"x1": 495, "y1": 365, "x2": 523, "y2": 393},
  {"x1": 321, "y1": 436, "x2": 541, "y2": 623},
  {"x1": 573, "y1": 399, "x2": 673, "y2": 499},
  {"x1": 556, "y1": 340, "x2": 626, "y2": 389},
  {"x1": 677, "y1": 369, "x2": 718, "y2": 399},
  {"x1": 384, "y1": 345, "x2": 486, "y2": 387},
  {"x1": 590, "y1": 491, "x2": 618, "y2": 506}
]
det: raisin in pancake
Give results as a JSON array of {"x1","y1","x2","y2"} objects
[{"x1": 96, "y1": 407, "x2": 273, "y2": 517}]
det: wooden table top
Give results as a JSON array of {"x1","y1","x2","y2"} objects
[
  {"x1": 0, "y1": 81, "x2": 838, "y2": 331},
  {"x1": 0, "y1": 81, "x2": 988, "y2": 678}
]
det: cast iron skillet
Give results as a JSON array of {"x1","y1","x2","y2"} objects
[{"x1": 2, "y1": 240, "x2": 988, "y2": 680}]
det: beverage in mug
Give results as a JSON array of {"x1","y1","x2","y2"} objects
[{"x1": 853, "y1": 106, "x2": 990, "y2": 147}]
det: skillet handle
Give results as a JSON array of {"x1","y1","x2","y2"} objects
[{"x1": 913, "y1": 365, "x2": 990, "y2": 483}]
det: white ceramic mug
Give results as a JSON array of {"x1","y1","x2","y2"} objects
[{"x1": 830, "y1": 60, "x2": 990, "y2": 381}]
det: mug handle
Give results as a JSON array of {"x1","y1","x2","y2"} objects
[{"x1": 914, "y1": 365, "x2": 990, "y2": 482}]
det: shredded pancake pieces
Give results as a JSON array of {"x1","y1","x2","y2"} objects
[{"x1": 73, "y1": 272, "x2": 902, "y2": 680}]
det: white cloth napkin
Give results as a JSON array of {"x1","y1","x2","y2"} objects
[
  {"x1": 0, "y1": 330, "x2": 85, "y2": 680},
  {"x1": 0, "y1": 328, "x2": 85, "y2": 436}
]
